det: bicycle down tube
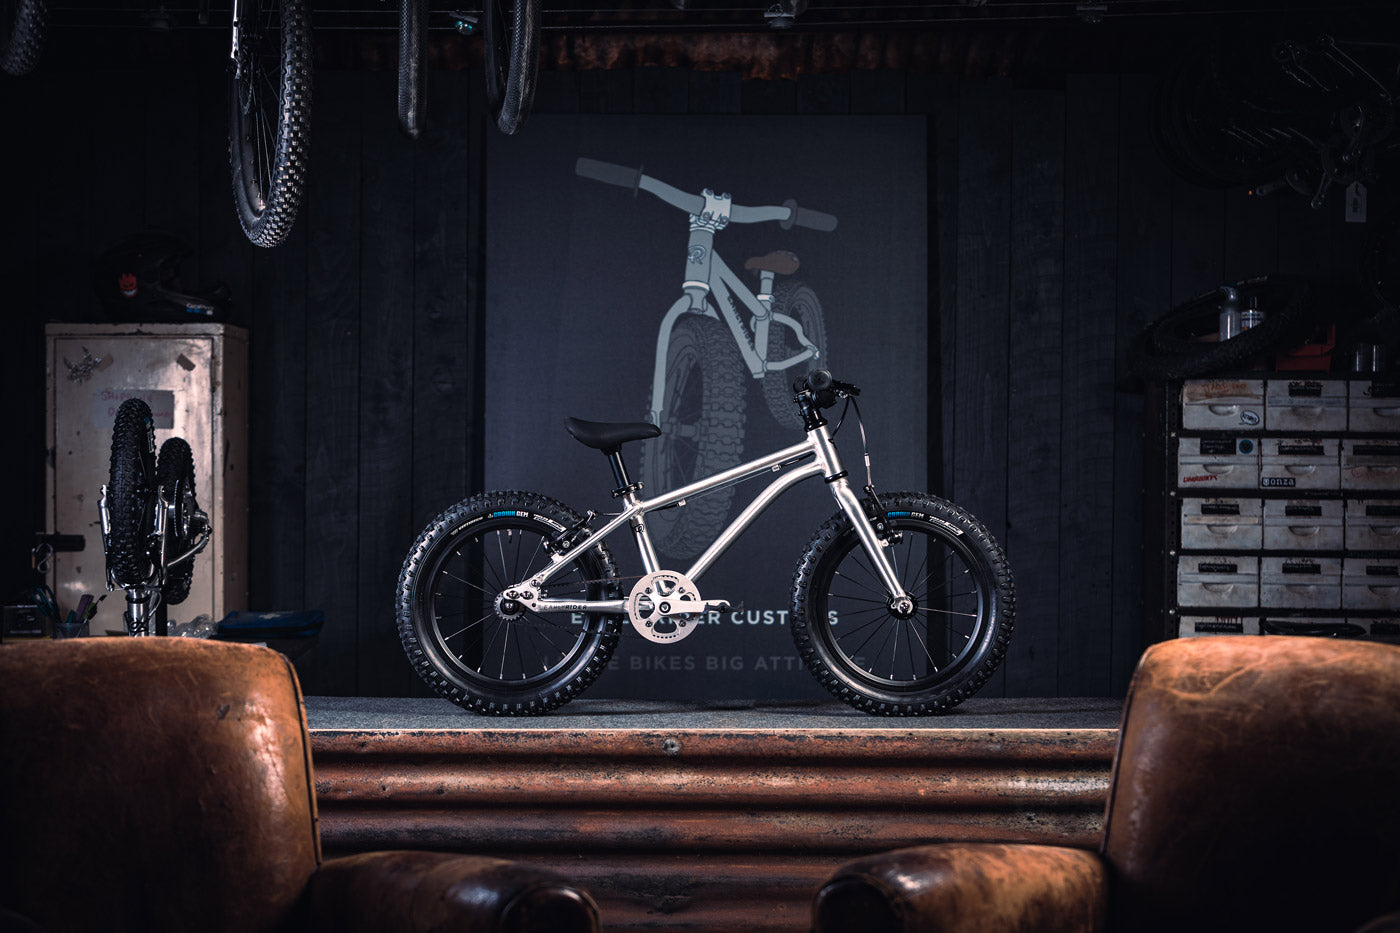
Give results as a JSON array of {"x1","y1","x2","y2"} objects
[{"x1": 511, "y1": 423, "x2": 908, "y2": 618}]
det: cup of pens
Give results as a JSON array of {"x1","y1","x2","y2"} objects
[{"x1": 52, "y1": 593, "x2": 101, "y2": 639}]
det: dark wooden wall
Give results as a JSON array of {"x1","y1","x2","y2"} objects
[{"x1": 0, "y1": 37, "x2": 1370, "y2": 699}]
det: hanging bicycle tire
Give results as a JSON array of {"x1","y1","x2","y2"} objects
[
  {"x1": 1130, "y1": 275, "x2": 1317, "y2": 382},
  {"x1": 762, "y1": 282, "x2": 829, "y2": 431},
  {"x1": 228, "y1": 0, "x2": 312, "y2": 248},
  {"x1": 396, "y1": 491, "x2": 622, "y2": 715},
  {"x1": 483, "y1": 0, "x2": 539, "y2": 135},
  {"x1": 107, "y1": 399, "x2": 158, "y2": 588},
  {"x1": 0, "y1": 0, "x2": 45, "y2": 76},
  {"x1": 156, "y1": 437, "x2": 198, "y2": 606},
  {"x1": 790, "y1": 492, "x2": 1015, "y2": 716},
  {"x1": 397, "y1": 0, "x2": 426, "y2": 138},
  {"x1": 638, "y1": 314, "x2": 748, "y2": 561}
]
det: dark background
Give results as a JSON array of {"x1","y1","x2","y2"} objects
[{"x1": 0, "y1": 1, "x2": 1393, "y2": 700}]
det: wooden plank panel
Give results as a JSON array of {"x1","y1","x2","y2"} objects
[
  {"x1": 1058, "y1": 74, "x2": 1119, "y2": 697},
  {"x1": 1113, "y1": 74, "x2": 1173, "y2": 688},
  {"x1": 1170, "y1": 181, "x2": 1225, "y2": 307},
  {"x1": 533, "y1": 69, "x2": 580, "y2": 114},
  {"x1": 742, "y1": 78, "x2": 796, "y2": 114},
  {"x1": 851, "y1": 69, "x2": 904, "y2": 113},
  {"x1": 906, "y1": 73, "x2": 959, "y2": 501},
  {"x1": 142, "y1": 63, "x2": 201, "y2": 240},
  {"x1": 196, "y1": 58, "x2": 253, "y2": 331},
  {"x1": 356, "y1": 70, "x2": 416, "y2": 697},
  {"x1": 953, "y1": 78, "x2": 1012, "y2": 695},
  {"x1": 688, "y1": 71, "x2": 742, "y2": 114},
  {"x1": 579, "y1": 68, "x2": 634, "y2": 113},
  {"x1": 634, "y1": 66, "x2": 688, "y2": 112},
  {"x1": 1004, "y1": 86, "x2": 1064, "y2": 697},
  {"x1": 302, "y1": 71, "x2": 363, "y2": 695},
  {"x1": 1222, "y1": 186, "x2": 1279, "y2": 282},
  {"x1": 796, "y1": 73, "x2": 850, "y2": 114}
]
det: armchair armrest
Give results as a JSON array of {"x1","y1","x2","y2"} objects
[
  {"x1": 304, "y1": 851, "x2": 598, "y2": 933},
  {"x1": 814, "y1": 843, "x2": 1107, "y2": 933}
]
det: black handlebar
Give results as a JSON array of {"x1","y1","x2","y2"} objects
[
  {"x1": 797, "y1": 370, "x2": 859, "y2": 411},
  {"x1": 575, "y1": 157, "x2": 838, "y2": 232}
]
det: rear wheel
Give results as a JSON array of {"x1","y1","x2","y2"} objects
[
  {"x1": 639, "y1": 314, "x2": 747, "y2": 560},
  {"x1": 397, "y1": 0, "x2": 426, "y2": 138},
  {"x1": 791, "y1": 492, "x2": 1014, "y2": 715},
  {"x1": 107, "y1": 399, "x2": 158, "y2": 588},
  {"x1": 156, "y1": 437, "x2": 200, "y2": 606},
  {"x1": 229, "y1": 0, "x2": 312, "y2": 247},
  {"x1": 396, "y1": 491, "x2": 621, "y2": 715}
]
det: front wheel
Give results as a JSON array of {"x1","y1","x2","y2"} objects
[
  {"x1": 791, "y1": 492, "x2": 1015, "y2": 715},
  {"x1": 396, "y1": 491, "x2": 622, "y2": 715},
  {"x1": 228, "y1": 0, "x2": 312, "y2": 247},
  {"x1": 106, "y1": 398, "x2": 158, "y2": 588}
]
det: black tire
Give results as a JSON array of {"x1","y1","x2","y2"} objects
[
  {"x1": 638, "y1": 314, "x2": 748, "y2": 560},
  {"x1": 156, "y1": 437, "x2": 199, "y2": 606},
  {"x1": 791, "y1": 492, "x2": 1015, "y2": 715},
  {"x1": 107, "y1": 399, "x2": 157, "y2": 588},
  {"x1": 1130, "y1": 275, "x2": 1317, "y2": 382},
  {"x1": 0, "y1": 0, "x2": 45, "y2": 76},
  {"x1": 228, "y1": 0, "x2": 312, "y2": 248},
  {"x1": 483, "y1": 0, "x2": 539, "y2": 135},
  {"x1": 397, "y1": 0, "x2": 426, "y2": 139},
  {"x1": 396, "y1": 491, "x2": 622, "y2": 715},
  {"x1": 762, "y1": 282, "x2": 828, "y2": 431}
]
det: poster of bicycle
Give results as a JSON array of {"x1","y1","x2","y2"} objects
[{"x1": 486, "y1": 114, "x2": 927, "y2": 702}]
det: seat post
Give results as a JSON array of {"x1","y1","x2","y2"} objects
[{"x1": 605, "y1": 447, "x2": 642, "y2": 498}]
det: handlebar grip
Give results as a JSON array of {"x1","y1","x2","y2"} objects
[
  {"x1": 575, "y1": 157, "x2": 643, "y2": 192},
  {"x1": 781, "y1": 199, "x2": 838, "y2": 232}
]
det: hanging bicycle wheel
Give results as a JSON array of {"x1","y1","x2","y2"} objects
[
  {"x1": 396, "y1": 491, "x2": 622, "y2": 715},
  {"x1": 791, "y1": 492, "x2": 1015, "y2": 715},
  {"x1": 483, "y1": 0, "x2": 539, "y2": 135},
  {"x1": 397, "y1": 0, "x2": 426, "y2": 138},
  {"x1": 638, "y1": 314, "x2": 748, "y2": 560},
  {"x1": 156, "y1": 437, "x2": 200, "y2": 606},
  {"x1": 228, "y1": 0, "x2": 312, "y2": 248},
  {"x1": 107, "y1": 399, "x2": 158, "y2": 588},
  {"x1": 762, "y1": 282, "x2": 828, "y2": 430},
  {"x1": 0, "y1": 0, "x2": 45, "y2": 76}
]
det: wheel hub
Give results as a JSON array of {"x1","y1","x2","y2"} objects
[
  {"x1": 494, "y1": 590, "x2": 527, "y2": 622},
  {"x1": 888, "y1": 594, "x2": 917, "y2": 620}
]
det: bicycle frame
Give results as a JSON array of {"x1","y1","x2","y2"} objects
[{"x1": 512, "y1": 417, "x2": 908, "y2": 618}]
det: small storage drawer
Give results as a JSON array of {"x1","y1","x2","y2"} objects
[
  {"x1": 1181, "y1": 379, "x2": 1264, "y2": 431},
  {"x1": 1178, "y1": 615, "x2": 1260, "y2": 638},
  {"x1": 1349, "y1": 380, "x2": 1400, "y2": 433},
  {"x1": 1341, "y1": 439, "x2": 1400, "y2": 492},
  {"x1": 1265, "y1": 378, "x2": 1347, "y2": 432},
  {"x1": 1262, "y1": 499, "x2": 1344, "y2": 551},
  {"x1": 1178, "y1": 555, "x2": 1259, "y2": 608},
  {"x1": 1343, "y1": 558, "x2": 1400, "y2": 611},
  {"x1": 1181, "y1": 497, "x2": 1262, "y2": 550},
  {"x1": 1177, "y1": 436, "x2": 1260, "y2": 490},
  {"x1": 1259, "y1": 437, "x2": 1340, "y2": 491},
  {"x1": 1261, "y1": 556, "x2": 1342, "y2": 610},
  {"x1": 1346, "y1": 500, "x2": 1400, "y2": 552}
]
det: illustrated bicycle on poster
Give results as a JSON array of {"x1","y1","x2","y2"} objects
[{"x1": 575, "y1": 157, "x2": 838, "y2": 558}]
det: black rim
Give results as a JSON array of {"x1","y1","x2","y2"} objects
[
  {"x1": 811, "y1": 518, "x2": 993, "y2": 693},
  {"x1": 416, "y1": 518, "x2": 605, "y2": 693}
]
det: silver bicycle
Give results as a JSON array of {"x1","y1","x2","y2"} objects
[
  {"x1": 575, "y1": 158, "x2": 836, "y2": 559},
  {"x1": 396, "y1": 371, "x2": 1015, "y2": 716}
]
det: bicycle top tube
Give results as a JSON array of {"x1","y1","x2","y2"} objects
[{"x1": 576, "y1": 157, "x2": 838, "y2": 232}]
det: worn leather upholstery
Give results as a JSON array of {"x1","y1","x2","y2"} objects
[
  {"x1": 0, "y1": 638, "x2": 598, "y2": 933},
  {"x1": 814, "y1": 637, "x2": 1400, "y2": 933}
]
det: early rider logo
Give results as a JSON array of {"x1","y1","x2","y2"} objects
[{"x1": 1181, "y1": 474, "x2": 1220, "y2": 483}]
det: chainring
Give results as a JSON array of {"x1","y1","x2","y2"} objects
[{"x1": 626, "y1": 570, "x2": 705, "y2": 643}]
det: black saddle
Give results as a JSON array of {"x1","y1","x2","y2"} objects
[{"x1": 565, "y1": 417, "x2": 661, "y2": 453}]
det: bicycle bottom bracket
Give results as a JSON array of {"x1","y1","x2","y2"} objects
[{"x1": 626, "y1": 570, "x2": 704, "y2": 644}]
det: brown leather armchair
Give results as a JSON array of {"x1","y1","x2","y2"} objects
[
  {"x1": 0, "y1": 638, "x2": 598, "y2": 933},
  {"x1": 813, "y1": 636, "x2": 1400, "y2": 933}
]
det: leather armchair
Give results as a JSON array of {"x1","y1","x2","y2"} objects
[
  {"x1": 813, "y1": 636, "x2": 1400, "y2": 933},
  {"x1": 0, "y1": 638, "x2": 598, "y2": 933}
]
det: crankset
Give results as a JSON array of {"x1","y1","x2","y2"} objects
[{"x1": 625, "y1": 570, "x2": 729, "y2": 643}]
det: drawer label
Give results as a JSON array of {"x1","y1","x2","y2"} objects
[{"x1": 1261, "y1": 477, "x2": 1297, "y2": 488}]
